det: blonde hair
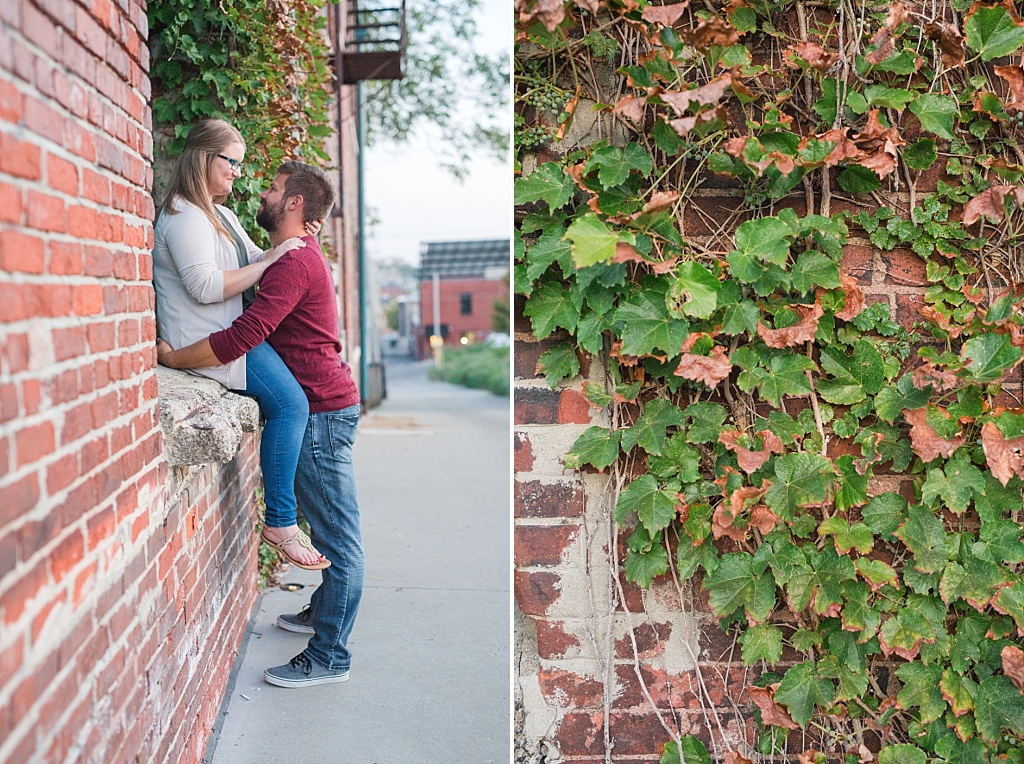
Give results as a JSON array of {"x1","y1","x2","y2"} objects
[{"x1": 158, "y1": 119, "x2": 244, "y2": 237}]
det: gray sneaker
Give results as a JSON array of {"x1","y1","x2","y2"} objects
[
  {"x1": 277, "y1": 605, "x2": 314, "y2": 634},
  {"x1": 264, "y1": 652, "x2": 349, "y2": 688}
]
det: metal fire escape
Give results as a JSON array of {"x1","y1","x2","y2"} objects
[{"x1": 342, "y1": 1, "x2": 407, "y2": 84}]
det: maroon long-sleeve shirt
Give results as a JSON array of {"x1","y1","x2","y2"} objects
[{"x1": 209, "y1": 236, "x2": 360, "y2": 413}]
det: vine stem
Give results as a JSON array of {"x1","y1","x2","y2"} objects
[{"x1": 805, "y1": 340, "x2": 829, "y2": 457}]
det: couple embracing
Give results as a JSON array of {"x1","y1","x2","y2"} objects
[{"x1": 153, "y1": 118, "x2": 361, "y2": 689}]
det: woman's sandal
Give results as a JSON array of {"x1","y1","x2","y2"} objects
[{"x1": 260, "y1": 528, "x2": 331, "y2": 571}]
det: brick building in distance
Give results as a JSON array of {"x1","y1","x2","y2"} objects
[{"x1": 416, "y1": 239, "x2": 510, "y2": 357}]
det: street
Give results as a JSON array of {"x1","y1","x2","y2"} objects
[{"x1": 206, "y1": 358, "x2": 510, "y2": 763}]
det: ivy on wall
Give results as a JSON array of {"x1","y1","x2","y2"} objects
[
  {"x1": 149, "y1": 0, "x2": 335, "y2": 242},
  {"x1": 515, "y1": 0, "x2": 1024, "y2": 759}
]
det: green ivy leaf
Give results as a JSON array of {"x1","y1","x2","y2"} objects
[
  {"x1": 526, "y1": 228, "x2": 573, "y2": 280},
  {"x1": 751, "y1": 354, "x2": 816, "y2": 406},
  {"x1": 855, "y1": 557, "x2": 898, "y2": 588},
  {"x1": 896, "y1": 504, "x2": 949, "y2": 573},
  {"x1": 766, "y1": 452, "x2": 831, "y2": 520},
  {"x1": 977, "y1": 518, "x2": 1024, "y2": 563},
  {"x1": 523, "y1": 281, "x2": 581, "y2": 339},
  {"x1": 584, "y1": 143, "x2": 653, "y2": 187},
  {"x1": 820, "y1": 516, "x2": 873, "y2": 554},
  {"x1": 790, "y1": 250, "x2": 841, "y2": 293},
  {"x1": 660, "y1": 737, "x2": 712, "y2": 764},
  {"x1": 537, "y1": 342, "x2": 580, "y2": 387},
  {"x1": 684, "y1": 402, "x2": 728, "y2": 443},
  {"x1": 878, "y1": 743, "x2": 928, "y2": 764},
  {"x1": 939, "y1": 557, "x2": 1006, "y2": 610},
  {"x1": 933, "y1": 734, "x2": 988, "y2": 764},
  {"x1": 874, "y1": 374, "x2": 930, "y2": 423},
  {"x1": 624, "y1": 526, "x2": 669, "y2": 588},
  {"x1": 615, "y1": 291, "x2": 690, "y2": 357},
  {"x1": 514, "y1": 162, "x2": 575, "y2": 208},
  {"x1": 565, "y1": 426, "x2": 621, "y2": 471},
  {"x1": 921, "y1": 452, "x2": 986, "y2": 514},
  {"x1": 775, "y1": 661, "x2": 835, "y2": 727},
  {"x1": 961, "y1": 332, "x2": 1023, "y2": 382},
  {"x1": 721, "y1": 300, "x2": 759, "y2": 336},
  {"x1": 837, "y1": 165, "x2": 881, "y2": 193},
  {"x1": 816, "y1": 340, "x2": 884, "y2": 405},
  {"x1": 861, "y1": 492, "x2": 907, "y2": 538},
  {"x1": 909, "y1": 94, "x2": 958, "y2": 140},
  {"x1": 975, "y1": 675, "x2": 1024, "y2": 743},
  {"x1": 841, "y1": 581, "x2": 880, "y2": 639},
  {"x1": 621, "y1": 399, "x2": 687, "y2": 456},
  {"x1": 992, "y1": 581, "x2": 1024, "y2": 635},
  {"x1": 614, "y1": 474, "x2": 678, "y2": 533},
  {"x1": 903, "y1": 139, "x2": 938, "y2": 171},
  {"x1": 965, "y1": 2, "x2": 1024, "y2": 61},
  {"x1": 940, "y1": 669, "x2": 978, "y2": 717},
  {"x1": 784, "y1": 545, "x2": 856, "y2": 615},
  {"x1": 566, "y1": 213, "x2": 619, "y2": 268},
  {"x1": 705, "y1": 551, "x2": 776, "y2": 623},
  {"x1": 739, "y1": 623, "x2": 783, "y2": 664},
  {"x1": 732, "y1": 217, "x2": 793, "y2": 266},
  {"x1": 880, "y1": 605, "x2": 937, "y2": 660},
  {"x1": 865, "y1": 84, "x2": 916, "y2": 110},
  {"x1": 671, "y1": 262, "x2": 721, "y2": 319}
]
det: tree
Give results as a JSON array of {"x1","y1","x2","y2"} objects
[{"x1": 363, "y1": 0, "x2": 509, "y2": 177}]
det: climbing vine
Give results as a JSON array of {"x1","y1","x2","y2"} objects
[
  {"x1": 149, "y1": 0, "x2": 335, "y2": 241},
  {"x1": 516, "y1": 0, "x2": 1024, "y2": 760}
]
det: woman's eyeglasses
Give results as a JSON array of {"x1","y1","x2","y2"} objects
[{"x1": 217, "y1": 154, "x2": 244, "y2": 172}]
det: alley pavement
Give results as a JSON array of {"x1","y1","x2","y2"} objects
[{"x1": 205, "y1": 358, "x2": 510, "y2": 763}]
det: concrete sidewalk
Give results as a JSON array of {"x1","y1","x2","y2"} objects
[{"x1": 206, "y1": 359, "x2": 510, "y2": 764}]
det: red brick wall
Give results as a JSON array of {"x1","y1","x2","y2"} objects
[
  {"x1": 419, "y1": 275, "x2": 509, "y2": 350},
  {"x1": 513, "y1": 170, "x2": 949, "y2": 759},
  {"x1": 0, "y1": 2, "x2": 263, "y2": 762}
]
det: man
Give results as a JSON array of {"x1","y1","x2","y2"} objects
[{"x1": 157, "y1": 161, "x2": 363, "y2": 688}]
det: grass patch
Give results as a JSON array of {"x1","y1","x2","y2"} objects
[{"x1": 428, "y1": 344, "x2": 510, "y2": 396}]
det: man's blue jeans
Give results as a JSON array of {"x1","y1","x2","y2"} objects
[
  {"x1": 239, "y1": 342, "x2": 308, "y2": 529},
  {"x1": 294, "y1": 405, "x2": 364, "y2": 671}
]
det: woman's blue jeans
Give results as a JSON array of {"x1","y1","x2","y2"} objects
[{"x1": 238, "y1": 342, "x2": 308, "y2": 528}]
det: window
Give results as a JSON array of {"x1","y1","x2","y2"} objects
[{"x1": 460, "y1": 293, "x2": 472, "y2": 315}]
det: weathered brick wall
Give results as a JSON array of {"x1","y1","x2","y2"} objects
[
  {"x1": 512, "y1": 157, "x2": 979, "y2": 758},
  {"x1": 0, "y1": 2, "x2": 264, "y2": 762}
]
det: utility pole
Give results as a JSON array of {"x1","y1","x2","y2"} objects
[{"x1": 432, "y1": 271, "x2": 442, "y2": 365}]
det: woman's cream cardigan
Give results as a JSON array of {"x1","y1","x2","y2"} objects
[{"x1": 152, "y1": 198, "x2": 264, "y2": 390}]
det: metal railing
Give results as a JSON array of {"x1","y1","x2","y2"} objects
[{"x1": 342, "y1": 1, "x2": 406, "y2": 83}]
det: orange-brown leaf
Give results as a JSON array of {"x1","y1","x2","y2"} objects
[
  {"x1": 911, "y1": 362, "x2": 959, "y2": 393},
  {"x1": 834, "y1": 273, "x2": 865, "y2": 321},
  {"x1": 660, "y1": 73, "x2": 734, "y2": 115},
  {"x1": 918, "y1": 305, "x2": 970, "y2": 338},
  {"x1": 996, "y1": 64, "x2": 1024, "y2": 112},
  {"x1": 787, "y1": 41, "x2": 840, "y2": 72},
  {"x1": 748, "y1": 685, "x2": 799, "y2": 730},
  {"x1": 757, "y1": 302, "x2": 824, "y2": 348},
  {"x1": 865, "y1": 1, "x2": 907, "y2": 64},
  {"x1": 684, "y1": 17, "x2": 740, "y2": 52},
  {"x1": 748, "y1": 503, "x2": 781, "y2": 534},
  {"x1": 1002, "y1": 644, "x2": 1024, "y2": 690},
  {"x1": 905, "y1": 407, "x2": 965, "y2": 463},
  {"x1": 926, "y1": 21, "x2": 965, "y2": 66},
  {"x1": 851, "y1": 110, "x2": 905, "y2": 178},
  {"x1": 712, "y1": 480, "x2": 769, "y2": 542},
  {"x1": 613, "y1": 95, "x2": 647, "y2": 122},
  {"x1": 518, "y1": 0, "x2": 567, "y2": 32},
  {"x1": 964, "y1": 184, "x2": 1016, "y2": 227},
  {"x1": 982, "y1": 421, "x2": 1024, "y2": 487},
  {"x1": 555, "y1": 86, "x2": 583, "y2": 140},
  {"x1": 667, "y1": 106, "x2": 728, "y2": 137},
  {"x1": 675, "y1": 345, "x2": 733, "y2": 387},
  {"x1": 644, "y1": 190, "x2": 679, "y2": 213},
  {"x1": 723, "y1": 752, "x2": 754, "y2": 764},
  {"x1": 641, "y1": 2, "x2": 689, "y2": 26},
  {"x1": 718, "y1": 429, "x2": 784, "y2": 473}
]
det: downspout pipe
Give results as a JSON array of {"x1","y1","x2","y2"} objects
[{"x1": 357, "y1": 81, "x2": 369, "y2": 404}]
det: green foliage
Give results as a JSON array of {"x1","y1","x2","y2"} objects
[
  {"x1": 516, "y1": 0, "x2": 1024, "y2": 758},
  {"x1": 149, "y1": 0, "x2": 335, "y2": 242},
  {"x1": 427, "y1": 344, "x2": 509, "y2": 395}
]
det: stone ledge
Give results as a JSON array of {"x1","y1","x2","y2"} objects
[{"x1": 156, "y1": 366, "x2": 259, "y2": 467}]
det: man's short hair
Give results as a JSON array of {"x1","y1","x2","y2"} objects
[{"x1": 277, "y1": 161, "x2": 336, "y2": 223}]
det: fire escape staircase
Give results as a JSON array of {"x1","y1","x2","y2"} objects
[{"x1": 342, "y1": 1, "x2": 407, "y2": 83}]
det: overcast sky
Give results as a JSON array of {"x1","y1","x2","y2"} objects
[{"x1": 363, "y1": 0, "x2": 510, "y2": 265}]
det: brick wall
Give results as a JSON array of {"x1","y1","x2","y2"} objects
[
  {"x1": 512, "y1": 148, "x2": 983, "y2": 759},
  {"x1": 0, "y1": 2, "x2": 264, "y2": 762}
]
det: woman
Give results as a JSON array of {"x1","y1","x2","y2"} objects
[{"x1": 153, "y1": 119, "x2": 328, "y2": 570}]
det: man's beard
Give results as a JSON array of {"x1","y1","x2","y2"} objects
[{"x1": 256, "y1": 198, "x2": 286, "y2": 233}]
